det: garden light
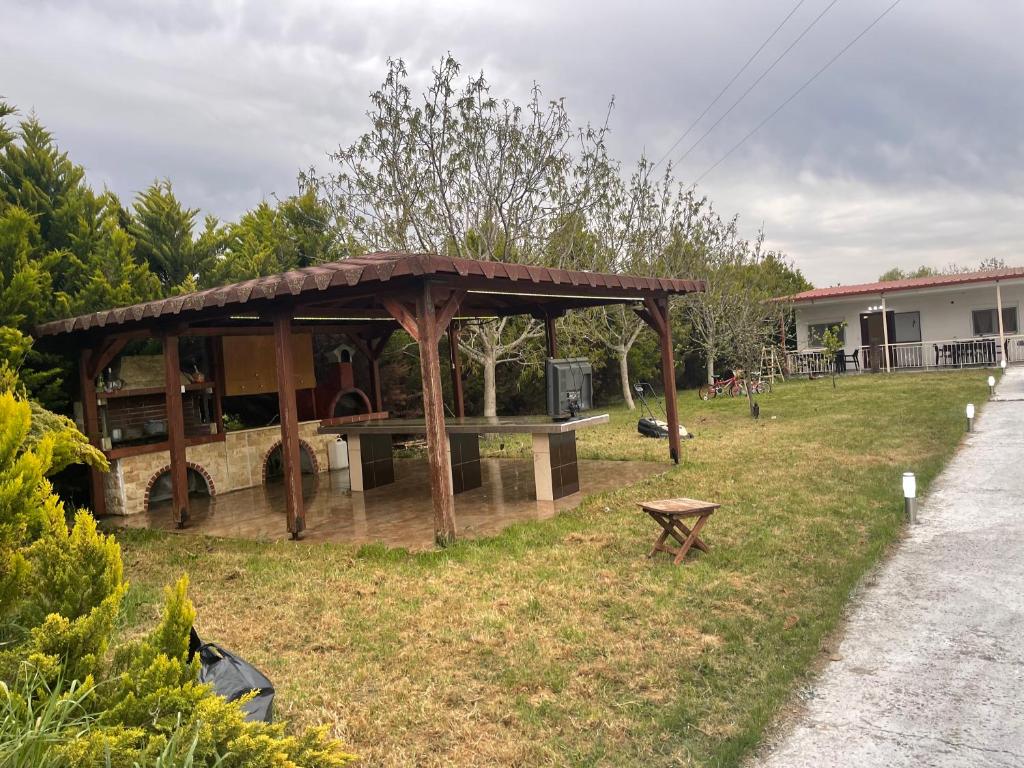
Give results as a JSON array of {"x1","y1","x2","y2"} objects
[
  {"x1": 988, "y1": 375, "x2": 996, "y2": 397},
  {"x1": 903, "y1": 471, "x2": 917, "y2": 524},
  {"x1": 1001, "y1": 359, "x2": 1008, "y2": 370},
  {"x1": 966, "y1": 403, "x2": 975, "y2": 432}
]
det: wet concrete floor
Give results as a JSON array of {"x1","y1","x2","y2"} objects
[{"x1": 112, "y1": 458, "x2": 665, "y2": 549}]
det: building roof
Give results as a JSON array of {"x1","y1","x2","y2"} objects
[
  {"x1": 35, "y1": 251, "x2": 703, "y2": 339},
  {"x1": 779, "y1": 266, "x2": 1024, "y2": 304}
]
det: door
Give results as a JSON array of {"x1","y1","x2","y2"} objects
[
  {"x1": 861, "y1": 313, "x2": 885, "y2": 347},
  {"x1": 859, "y1": 311, "x2": 896, "y2": 370}
]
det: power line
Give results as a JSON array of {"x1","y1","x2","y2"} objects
[
  {"x1": 653, "y1": 0, "x2": 808, "y2": 170},
  {"x1": 695, "y1": 0, "x2": 905, "y2": 184},
  {"x1": 671, "y1": 0, "x2": 842, "y2": 170}
]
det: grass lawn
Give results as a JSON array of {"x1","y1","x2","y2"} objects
[{"x1": 116, "y1": 371, "x2": 989, "y2": 767}]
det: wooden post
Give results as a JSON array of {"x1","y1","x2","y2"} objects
[
  {"x1": 163, "y1": 335, "x2": 189, "y2": 527},
  {"x1": 274, "y1": 313, "x2": 305, "y2": 538},
  {"x1": 881, "y1": 294, "x2": 891, "y2": 373},
  {"x1": 657, "y1": 299, "x2": 681, "y2": 464},
  {"x1": 210, "y1": 336, "x2": 225, "y2": 435},
  {"x1": 996, "y1": 281, "x2": 1006, "y2": 363},
  {"x1": 779, "y1": 311, "x2": 789, "y2": 375},
  {"x1": 368, "y1": 355, "x2": 383, "y2": 412},
  {"x1": 78, "y1": 349, "x2": 106, "y2": 517},
  {"x1": 448, "y1": 321, "x2": 465, "y2": 418},
  {"x1": 639, "y1": 298, "x2": 681, "y2": 464},
  {"x1": 353, "y1": 330, "x2": 393, "y2": 413},
  {"x1": 415, "y1": 284, "x2": 458, "y2": 545},
  {"x1": 544, "y1": 313, "x2": 558, "y2": 359}
]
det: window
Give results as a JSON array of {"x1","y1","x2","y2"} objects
[
  {"x1": 808, "y1": 322, "x2": 845, "y2": 348},
  {"x1": 971, "y1": 307, "x2": 1018, "y2": 336},
  {"x1": 893, "y1": 311, "x2": 921, "y2": 343}
]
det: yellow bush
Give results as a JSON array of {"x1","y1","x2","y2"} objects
[{"x1": 0, "y1": 391, "x2": 356, "y2": 766}]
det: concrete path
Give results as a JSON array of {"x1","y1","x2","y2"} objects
[{"x1": 754, "y1": 367, "x2": 1024, "y2": 768}]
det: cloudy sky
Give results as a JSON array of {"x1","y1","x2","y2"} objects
[{"x1": 3, "y1": 0, "x2": 1022, "y2": 286}]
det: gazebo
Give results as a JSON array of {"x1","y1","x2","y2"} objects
[{"x1": 36, "y1": 252, "x2": 701, "y2": 544}]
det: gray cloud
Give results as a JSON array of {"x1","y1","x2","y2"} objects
[{"x1": 2, "y1": 0, "x2": 1021, "y2": 285}]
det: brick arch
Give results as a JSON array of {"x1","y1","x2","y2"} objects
[
  {"x1": 261, "y1": 438, "x2": 320, "y2": 484},
  {"x1": 326, "y1": 387, "x2": 372, "y2": 418},
  {"x1": 144, "y1": 461, "x2": 215, "y2": 512}
]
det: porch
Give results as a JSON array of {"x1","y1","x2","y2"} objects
[{"x1": 787, "y1": 334, "x2": 1024, "y2": 376}]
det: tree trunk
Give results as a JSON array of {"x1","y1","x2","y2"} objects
[
  {"x1": 618, "y1": 348, "x2": 635, "y2": 410},
  {"x1": 745, "y1": 374, "x2": 757, "y2": 417},
  {"x1": 482, "y1": 351, "x2": 497, "y2": 418},
  {"x1": 707, "y1": 354, "x2": 715, "y2": 385}
]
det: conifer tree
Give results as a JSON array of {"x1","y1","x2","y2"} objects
[
  {"x1": 207, "y1": 190, "x2": 352, "y2": 285},
  {"x1": 0, "y1": 103, "x2": 166, "y2": 408},
  {"x1": 0, "y1": 115, "x2": 92, "y2": 255},
  {"x1": 129, "y1": 180, "x2": 225, "y2": 291},
  {"x1": 70, "y1": 194, "x2": 163, "y2": 314},
  {"x1": 0, "y1": 384, "x2": 356, "y2": 765}
]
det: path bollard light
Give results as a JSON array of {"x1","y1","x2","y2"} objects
[
  {"x1": 988, "y1": 375, "x2": 996, "y2": 398},
  {"x1": 1002, "y1": 359, "x2": 1008, "y2": 370},
  {"x1": 966, "y1": 403, "x2": 975, "y2": 432},
  {"x1": 903, "y1": 472, "x2": 917, "y2": 524}
]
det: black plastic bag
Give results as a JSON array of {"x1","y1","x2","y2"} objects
[{"x1": 189, "y1": 627, "x2": 275, "y2": 723}]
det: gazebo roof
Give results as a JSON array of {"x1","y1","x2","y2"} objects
[{"x1": 35, "y1": 251, "x2": 702, "y2": 339}]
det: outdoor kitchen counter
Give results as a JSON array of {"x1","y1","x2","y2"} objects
[{"x1": 320, "y1": 414, "x2": 610, "y2": 500}]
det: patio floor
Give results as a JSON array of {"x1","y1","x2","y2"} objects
[{"x1": 110, "y1": 458, "x2": 666, "y2": 549}]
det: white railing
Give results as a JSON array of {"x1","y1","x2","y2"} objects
[
  {"x1": 787, "y1": 335, "x2": 1023, "y2": 375},
  {"x1": 1005, "y1": 334, "x2": 1024, "y2": 363},
  {"x1": 785, "y1": 350, "x2": 834, "y2": 376}
]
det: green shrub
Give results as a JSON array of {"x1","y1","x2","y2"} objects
[
  {"x1": 0, "y1": 670, "x2": 95, "y2": 768},
  {"x1": 0, "y1": 390, "x2": 357, "y2": 766}
]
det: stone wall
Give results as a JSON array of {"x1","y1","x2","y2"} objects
[{"x1": 106, "y1": 421, "x2": 341, "y2": 516}]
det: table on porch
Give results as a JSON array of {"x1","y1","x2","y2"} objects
[
  {"x1": 933, "y1": 338, "x2": 998, "y2": 367},
  {"x1": 321, "y1": 414, "x2": 610, "y2": 502}
]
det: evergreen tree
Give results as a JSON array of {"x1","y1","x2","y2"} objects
[
  {"x1": 129, "y1": 180, "x2": 224, "y2": 291},
  {"x1": 0, "y1": 103, "x2": 166, "y2": 408},
  {"x1": 278, "y1": 188, "x2": 352, "y2": 267},
  {"x1": 0, "y1": 204, "x2": 65, "y2": 405},
  {"x1": 208, "y1": 190, "x2": 353, "y2": 285},
  {"x1": 70, "y1": 194, "x2": 163, "y2": 315},
  {"x1": 0, "y1": 114, "x2": 92, "y2": 255},
  {"x1": 0, "y1": 384, "x2": 356, "y2": 765},
  {"x1": 211, "y1": 200, "x2": 297, "y2": 284}
]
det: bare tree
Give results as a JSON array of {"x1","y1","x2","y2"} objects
[
  {"x1": 570, "y1": 160, "x2": 690, "y2": 409},
  {"x1": 664, "y1": 197, "x2": 736, "y2": 385},
  {"x1": 719, "y1": 232, "x2": 789, "y2": 417},
  {"x1": 304, "y1": 56, "x2": 611, "y2": 416}
]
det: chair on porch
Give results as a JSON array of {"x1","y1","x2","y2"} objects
[
  {"x1": 934, "y1": 343, "x2": 956, "y2": 367},
  {"x1": 980, "y1": 338, "x2": 997, "y2": 366},
  {"x1": 843, "y1": 349, "x2": 860, "y2": 371}
]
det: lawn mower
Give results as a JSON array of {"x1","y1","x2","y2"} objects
[{"x1": 634, "y1": 382, "x2": 692, "y2": 440}]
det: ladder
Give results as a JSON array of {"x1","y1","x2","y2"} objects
[{"x1": 760, "y1": 345, "x2": 785, "y2": 383}]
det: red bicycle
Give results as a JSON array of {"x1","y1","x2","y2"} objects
[{"x1": 698, "y1": 372, "x2": 743, "y2": 400}]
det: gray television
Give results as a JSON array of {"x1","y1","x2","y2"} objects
[{"x1": 545, "y1": 358, "x2": 593, "y2": 419}]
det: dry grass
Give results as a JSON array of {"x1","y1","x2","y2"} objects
[{"x1": 116, "y1": 371, "x2": 989, "y2": 767}]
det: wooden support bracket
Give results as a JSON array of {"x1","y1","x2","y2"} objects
[
  {"x1": 87, "y1": 336, "x2": 130, "y2": 380},
  {"x1": 381, "y1": 297, "x2": 420, "y2": 340}
]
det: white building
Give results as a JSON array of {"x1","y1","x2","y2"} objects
[{"x1": 781, "y1": 267, "x2": 1024, "y2": 374}]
